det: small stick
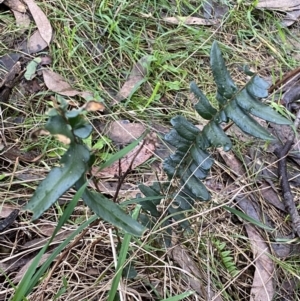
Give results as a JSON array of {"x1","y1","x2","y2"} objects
[
  {"x1": 112, "y1": 140, "x2": 146, "y2": 203},
  {"x1": 274, "y1": 110, "x2": 300, "y2": 237}
]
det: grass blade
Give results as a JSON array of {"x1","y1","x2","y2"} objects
[
  {"x1": 108, "y1": 205, "x2": 141, "y2": 301},
  {"x1": 223, "y1": 205, "x2": 274, "y2": 231},
  {"x1": 12, "y1": 182, "x2": 91, "y2": 300}
]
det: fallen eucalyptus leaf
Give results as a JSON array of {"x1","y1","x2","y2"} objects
[
  {"x1": 3, "y1": 0, "x2": 26, "y2": 12},
  {"x1": 23, "y1": 0, "x2": 52, "y2": 44},
  {"x1": 42, "y1": 69, "x2": 93, "y2": 98},
  {"x1": 257, "y1": 0, "x2": 300, "y2": 9},
  {"x1": 115, "y1": 56, "x2": 153, "y2": 102},
  {"x1": 19, "y1": 30, "x2": 48, "y2": 54},
  {"x1": 12, "y1": 10, "x2": 31, "y2": 30},
  {"x1": 246, "y1": 224, "x2": 275, "y2": 301}
]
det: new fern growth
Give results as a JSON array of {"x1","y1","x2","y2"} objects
[
  {"x1": 138, "y1": 41, "x2": 292, "y2": 233},
  {"x1": 214, "y1": 240, "x2": 239, "y2": 277}
]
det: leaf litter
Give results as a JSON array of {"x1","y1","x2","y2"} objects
[
  {"x1": 246, "y1": 224, "x2": 275, "y2": 301},
  {"x1": 23, "y1": 0, "x2": 52, "y2": 44},
  {"x1": 42, "y1": 69, "x2": 94, "y2": 99},
  {"x1": 114, "y1": 55, "x2": 153, "y2": 103},
  {"x1": 91, "y1": 133, "x2": 157, "y2": 197},
  {"x1": 170, "y1": 242, "x2": 223, "y2": 301},
  {"x1": 2, "y1": 0, "x2": 26, "y2": 12},
  {"x1": 106, "y1": 120, "x2": 146, "y2": 144},
  {"x1": 217, "y1": 148, "x2": 297, "y2": 300},
  {"x1": 257, "y1": 0, "x2": 300, "y2": 26}
]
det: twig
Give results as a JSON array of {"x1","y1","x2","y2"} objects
[
  {"x1": 112, "y1": 140, "x2": 146, "y2": 203},
  {"x1": 274, "y1": 110, "x2": 300, "y2": 237}
]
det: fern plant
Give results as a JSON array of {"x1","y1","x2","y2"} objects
[
  {"x1": 214, "y1": 240, "x2": 239, "y2": 277},
  {"x1": 138, "y1": 41, "x2": 292, "y2": 233}
]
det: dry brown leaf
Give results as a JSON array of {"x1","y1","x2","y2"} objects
[
  {"x1": 170, "y1": 245, "x2": 223, "y2": 300},
  {"x1": 257, "y1": 0, "x2": 300, "y2": 10},
  {"x1": 218, "y1": 149, "x2": 246, "y2": 177},
  {"x1": 163, "y1": 16, "x2": 217, "y2": 25},
  {"x1": 22, "y1": 230, "x2": 73, "y2": 249},
  {"x1": 282, "y1": 9, "x2": 300, "y2": 26},
  {"x1": 38, "y1": 224, "x2": 56, "y2": 237},
  {"x1": 0, "y1": 53, "x2": 21, "y2": 73},
  {"x1": 23, "y1": 0, "x2": 52, "y2": 44},
  {"x1": 12, "y1": 10, "x2": 31, "y2": 30},
  {"x1": 245, "y1": 225, "x2": 275, "y2": 301},
  {"x1": 0, "y1": 205, "x2": 19, "y2": 218},
  {"x1": 30, "y1": 128, "x2": 50, "y2": 140},
  {"x1": 203, "y1": 0, "x2": 229, "y2": 19},
  {"x1": 42, "y1": 69, "x2": 73, "y2": 94},
  {"x1": 219, "y1": 148, "x2": 285, "y2": 211},
  {"x1": 18, "y1": 30, "x2": 48, "y2": 54},
  {"x1": 257, "y1": 0, "x2": 300, "y2": 25},
  {"x1": 107, "y1": 120, "x2": 145, "y2": 144},
  {"x1": 42, "y1": 69, "x2": 93, "y2": 98},
  {"x1": 2, "y1": 146, "x2": 43, "y2": 163},
  {"x1": 92, "y1": 135, "x2": 156, "y2": 178},
  {"x1": 115, "y1": 56, "x2": 152, "y2": 102},
  {"x1": 91, "y1": 180, "x2": 138, "y2": 198},
  {"x1": 3, "y1": 0, "x2": 26, "y2": 12},
  {"x1": 259, "y1": 184, "x2": 285, "y2": 211},
  {"x1": 13, "y1": 253, "x2": 51, "y2": 284},
  {"x1": 0, "y1": 62, "x2": 21, "y2": 89},
  {"x1": 40, "y1": 55, "x2": 52, "y2": 65}
]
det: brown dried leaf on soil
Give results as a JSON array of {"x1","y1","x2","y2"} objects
[
  {"x1": 115, "y1": 56, "x2": 152, "y2": 102},
  {"x1": 18, "y1": 30, "x2": 48, "y2": 54},
  {"x1": 3, "y1": 0, "x2": 26, "y2": 12},
  {"x1": 36, "y1": 224, "x2": 56, "y2": 237},
  {"x1": 170, "y1": 245, "x2": 223, "y2": 300},
  {"x1": 42, "y1": 69, "x2": 93, "y2": 98},
  {"x1": 245, "y1": 224, "x2": 275, "y2": 301},
  {"x1": 91, "y1": 180, "x2": 138, "y2": 198},
  {"x1": 83, "y1": 100, "x2": 105, "y2": 112},
  {"x1": 203, "y1": 0, "x2": 229, "y2": 19},
  {"x1": 107, "y1": 120, "x2": 145, "y2": 144},
  {"x1": 13, "y1": 253, "x2": 51, "y2": 284},
  {"x1": 0, "y1": 62, "x2": 21, "y2": 89},
  {"x1": 163, "y1": 16, "x2": 218, "y2": 25},
  {"x1": 22, "y1": 230, "x2": 73, "y2": 249},
  {"x1": 282, "y1": 9, "x2": 300, "y2": 26},
  {"x1": 12, "y1": 10, "x2": 31, "y2": 30},
  {"x1": 0, "y1": 205, "x2": 19, "y2": 218},
  {"x1": 92, "y1": 134, "x2": 156, "y2": 178},
  {"x1": 2, "y1": 146, "x2": 42, "y2": 162},
  {"x1": 23, "y1": 0, "x2": 52, "y2": 44},
  {"x1": 0, "y1": 53, "x2": 21, "y2": 73},
  {"x1": 257, "y1": 0, "x2": 300, "y2": 26},
  {"x1": 257, "y1": 0, "x2": 300, "y2": 9},
  {"x1": 218, "y1": 148, "x2": 285, "y2": 211}
]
